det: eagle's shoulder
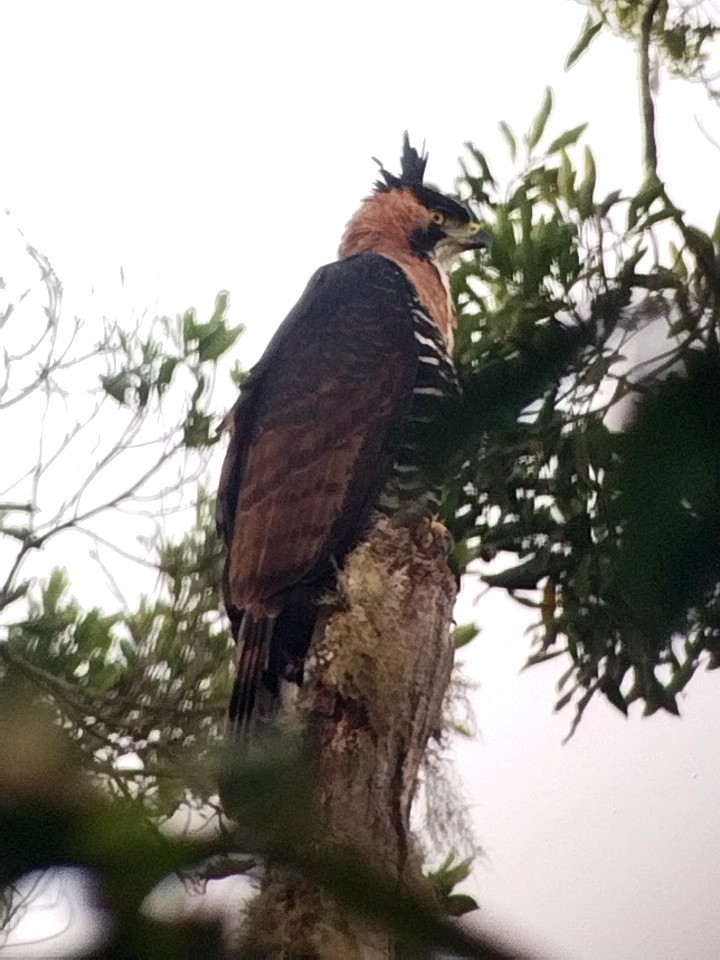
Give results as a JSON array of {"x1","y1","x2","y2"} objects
[
  {"x1": 253, "y1": 253, "x2": 419, "y2": 373},
  {"x1": 217, "y1": 253, "x2": 423, "y2": 605},
  {"x1": 307, "y1": 251, "x2": 418, "y2": 295}
]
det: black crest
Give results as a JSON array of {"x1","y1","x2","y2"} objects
[
  {"x1": 373, "y1": 132, "x2": 471, "y2": 224},
  {"x1": 374, "y1": 132, "x2": 428, "y2": 191}
]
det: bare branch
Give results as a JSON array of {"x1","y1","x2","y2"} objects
[{"x1": 639, "y1": 0, "x2": 663, "y2": 177}]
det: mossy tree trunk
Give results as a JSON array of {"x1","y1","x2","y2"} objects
[{"x1": 239, "y1": 515, "x2": 457, "y2": 959}]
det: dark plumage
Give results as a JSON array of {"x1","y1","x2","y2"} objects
[{"x1": 218, "y1": 137, "x2": 489, "y2": 736}]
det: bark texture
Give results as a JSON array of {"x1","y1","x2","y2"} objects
[{"x1": 239, "y1": 515, "x2": 457, "y2": 959}]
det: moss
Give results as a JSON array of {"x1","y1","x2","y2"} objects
[
  {"x1": 311, "y1": 515, "x2": 454, "y2": 736},
  {"x1": 239, "y1": 871, "x2": 376, "y2": 960}
]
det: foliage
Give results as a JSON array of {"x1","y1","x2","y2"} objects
[
  {"x1": 0, "y1": 228, "x2": 240, "y2": 623},
  {"x1": 0, "y1": 235, "x2": 243, "y2": 948},
  {"x1": 3, "y1": 497, "x2": 232, "y2": 813},
  {"x1": 574, "y1": 0, "x2": 720, "y2": 86},
  {"x1": 0, "y1": 228, "x2": 240, "y2": 780},
  {"x1": 0, "y1": 704, "x2": 528, "y2": 959},
  {"x1": 426, "y1": 852, "x2": 479, "y2": 918},
  {"x1": 434, "y1": 0, "x2": 720, "y2": 731}
]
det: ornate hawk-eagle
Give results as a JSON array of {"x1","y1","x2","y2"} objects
[{"x1": 218, "y1": 135, "x2": 489, "y2": 736}]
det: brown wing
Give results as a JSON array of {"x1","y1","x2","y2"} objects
[{"x1": 218, "y1": 253, "x2": 420, "y2": 617}]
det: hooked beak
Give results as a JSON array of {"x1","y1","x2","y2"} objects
[
  {"x1": 461, "y1": 223, "x2": 492, "y2": 251},
  {"x1": 444, "y1": 220, "x2": 492, "y2": 252},
  {"x1": 432, "y1": 219, "x2": 493, "y2": 270}
]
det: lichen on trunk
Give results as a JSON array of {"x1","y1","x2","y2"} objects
[{"x1": 239, "y1": 515, "x2": 457, "y2": 959}]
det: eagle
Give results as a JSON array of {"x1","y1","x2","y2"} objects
[{"x1": 218, "y1": 135, "x2": 489, "y2": 736}]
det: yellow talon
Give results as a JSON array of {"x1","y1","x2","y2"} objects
[{"x1": 413, "y1": 516, "x2": 453, "y2": 553}]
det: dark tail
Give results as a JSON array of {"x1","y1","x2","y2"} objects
[
  {"x1": 227, "y1": 614, "x2": 280, "y2": 739},
  {"x1": 227, "y1": 603, "x2": 321, "y2": 739}
]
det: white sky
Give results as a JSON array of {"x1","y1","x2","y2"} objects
[{"x1": 1, "y1": 1, "x2": 720, "y2": 958}]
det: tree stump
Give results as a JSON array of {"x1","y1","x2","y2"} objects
[{"x1": 239, "y1": 515, "x2": 457, "y2": 959}]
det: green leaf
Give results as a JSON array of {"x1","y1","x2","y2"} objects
[
  {"x1": 432, "y1": 852, "x2": 455, "y2": 876},
  {"x1": 640, "y1": 208, "x2": 677, "y2": 229},
  {"x1": 555, "y1": 689, "x2": 575, "y2": 712},
  {"x1": 498, "y1": 121, "x2": 517, "y2": 163},
  {"x1": 190, "y1": 372, "x2": 206, "y2": 405},
  {"x1": 183, "y1": 412, "x2": 214, "y2": 448},
  {"x1": 484, "y1": 553, "x2": 560, "y2": 591},
  {"x1": 669, "y1": 242, "x2": 688, "y2": 280},
  {"x1": 577, "y1": 146, "x2": 597, "y2": 218},
  {"x1": 464, "y1": 144, "x2": 496, "y2": 187},
  {"x1": 490, "y1": 207, "x2": 515, "y2": 276},
  {"x1": 448, "y1": 721, "x2": 473, "y2": 738},
  {"x1": 634, "y1": 174, "x2": 663, "y2": 209},
  {"x1": 583, "y1": 353, "x2": 614, "y2": 386},
  {"x1": 101, "y1": 372, "x2": 132, "y2": 406},
  {"x1": 526, "y1": 87, "x2": 553, "y2": 151},
  {"x1": 627, "y1": 175, "x2": 663, "y2": 229},
  {"x1": 599, "y1": 677, "x2": 628, "y2": 715},
  {"x1": 140, "y1": 338, "x2": 159, "y2": 366},
  {"x1": 445, "y1": 893, "x2": 480, "y2": 917},
  {"x1": 662, "y1": 25, "x2": 687, "y2": 61},
  {"x1": 44, "y1": 569, "x2": 70, "y2": 612},
  {"x1": 598, "y1": 189, "x2": 622, "y2": 217},
  {"x1": 426, "y1": 854, "x2": 474, "y2": 903},
  {"x1": 565, "y1": 15, "x2": 603, "y2": 70},
  {"x1": 119, "y1": 638, "x2": 138, "y2": 666},
  {"x1": 453, "y1": 623, "x2": 480, "y2": 649},
  {"x1": 442, "y1": 857, "x2": 473, "y2": 889},
  {"x1": 209, "y1": 289, "x2": 230, "y2": 326},
  {"x1": 519, "y1": 194, "x2": 536, "y2": 290},
  {"x1": 182, "y1": 308, "x2": 197, "y2": 347},
  {"x1": 198, "y1": 323, "x2": 244, "y2": 363},
  {"x1": 74, "y1": 609, "x2": 116, "y2": 657},
  {"x1": 619, "y1": 245, "x2": 647, "y2": 280},
  {"x1": 157, "y1": 357, "x2": 179, "y2": 393},
  {"x1": 685, "y1": 225, "x2": 717, "y2": 271},
  {"x1": 230, "y1": 361, "x2": 248, "y2": 386},
  {"x1": 642, "y1": 680, "x2": 680, "y2": 717},
  {"x1": 712, "y1": 210, "x2": 720, "y2": 246},
  {"x1": 557, "y1": 150, "x2": 576, "y2": 205},
  {"x1": 137, "y1": 376, "x2": 150, "y2": 409},
  {"x1": 547, "y1": 123, "x2": 588, "y2": 154}
]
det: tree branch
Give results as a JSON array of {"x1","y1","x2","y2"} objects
[
  {"x1": 639, "y1": 0, "x2": 662, "y2": 178},
  {"x1": 238, "y1": 516, "x2": 459, "y2": 959}
]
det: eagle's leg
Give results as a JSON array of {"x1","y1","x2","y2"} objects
[
  {"x1": 417, "y1": 516, "x2": 454, "y2": 553},
  {"x1": 389, "y1": 502, "x2": 454, "y2": 554}
]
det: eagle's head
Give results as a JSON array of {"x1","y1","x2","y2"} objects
[{"x1": 339, "y1": 133, "x2": 491, "y2": 269}]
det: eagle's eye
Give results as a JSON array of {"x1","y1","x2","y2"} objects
[{"x1": 429, "y1": 210, "x2": 446, "y2": 225}]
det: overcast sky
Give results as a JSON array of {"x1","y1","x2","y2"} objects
[{"x1": 1, "y1": 1, "x2": 720, "y2": 958}]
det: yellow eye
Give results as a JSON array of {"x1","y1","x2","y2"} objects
[{"x1": 430, "y1": 210, "x2": 446, "y2": 225}]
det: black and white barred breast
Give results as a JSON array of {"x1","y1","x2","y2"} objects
[{"x1": 378, "y1": 295, "x2": 458, "y2": 515}]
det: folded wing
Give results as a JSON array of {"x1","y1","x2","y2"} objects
[{"x1": 218, "y1": 253, "x2": 422, "y2": 619}]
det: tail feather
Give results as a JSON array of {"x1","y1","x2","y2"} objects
[
  {"x1": 227, "y1": 602, "x2": 320, "y2": 739},
  {"x1": 228, "y1": 615, "x2": 278, "y2": 738}
]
